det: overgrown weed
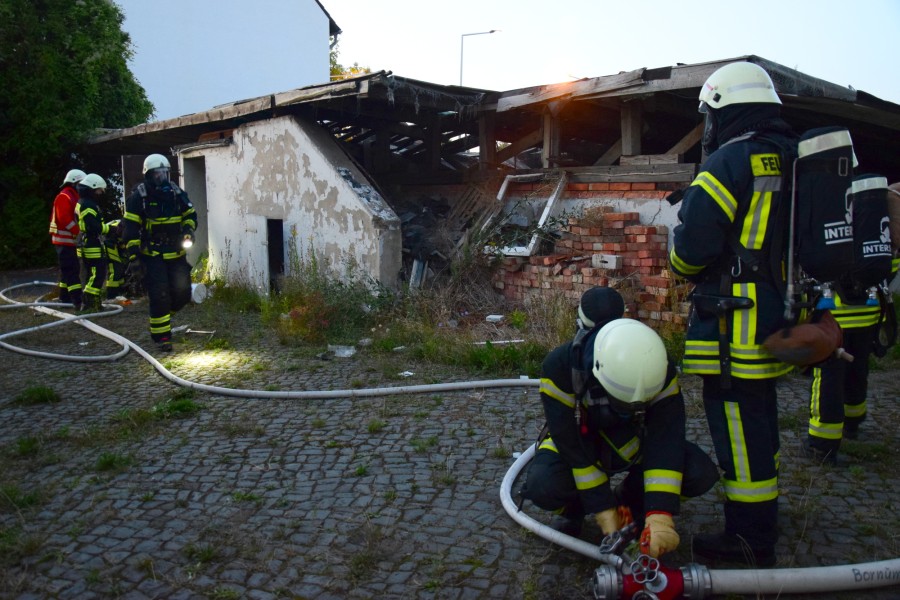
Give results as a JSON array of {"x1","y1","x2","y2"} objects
[{"x1": 200, "y1": 234, "x2": 685, "y2": 377}]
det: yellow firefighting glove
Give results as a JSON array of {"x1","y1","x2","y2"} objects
[
  {"x1": 640, "y1": 512, "x2": 679, "y2": 558},
  {"x1": 593, "y1": 508, "x2": 623, "y2": 535}
]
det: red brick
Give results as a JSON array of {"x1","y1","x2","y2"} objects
[
  {"x1": 638, "y1": 250, "x2": 666, "y2": 259},
  {"x1": 604, "y1": 212, "x2": 638, "y2": 221},
  {"x1": 589, "y1": 183, "x2": 611, "y2": 191},
  {"x1": 624, "y1": 226, "x2": 654, "y2": 235},
  {"x1": 610, "y1": 182, "x2": 632, "y2": 191},
  {"x1": 631, "y1": 182, "x2": 656, "y2": 191}
]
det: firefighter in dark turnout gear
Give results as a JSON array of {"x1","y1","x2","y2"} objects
[
  {"x1": 806, "y1": 259, "x2": 899, "y2": 462},
  {"x1": 669, "y1": 62, "x2": 799, "y2": 567},
  {"x1": 104, "y1": 220, "x2": 126, "y2": 299},
  {"x1": 122, "y1": 154, "x2": 197, "y2": 352},
  {"x1": 75, "y1": 174, "x2": 110, "y2": 313},
  {"x1": 522, "y1": 289, "x2": 718, "y2": 559},
  {"x1": 50, "y1": 169, "x2": 85, "y2": 309}
]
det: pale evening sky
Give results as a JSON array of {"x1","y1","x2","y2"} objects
[{"x1": 117, "y1": 0, "x2": 900, "y2": 122}]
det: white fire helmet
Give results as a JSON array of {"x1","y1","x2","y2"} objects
[
  {"x1": 63, "y1": 169, "x2": 86, "y2": 186},
  {"x1": 78, "y1": 173, "x2": 107, "y2": 191},
  {"x1": 698, "y1": 62, "x2": 781, "y2": 113},
  {"x1": 592, "y1": 318, "x2": 668, "y2": 410},
  {"x1": 142, "y1": 153, "x2": 170, "y2": 173}
]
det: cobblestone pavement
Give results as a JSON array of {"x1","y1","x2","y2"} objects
[{"x1": 1, "y1": 273, "x2": 899, "y2": 599}]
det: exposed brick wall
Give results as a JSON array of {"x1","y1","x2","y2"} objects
[{"x1": 491, "y1": 184, "x2": 692, "y2": 331}]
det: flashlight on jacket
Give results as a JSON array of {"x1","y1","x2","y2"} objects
[{"x1": 182, "y1": 234, "x2": 193, "y2": 249}]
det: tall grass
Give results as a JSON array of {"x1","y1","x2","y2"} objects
[
  {"x1": 263, "y1": 238, "x2": 393, "y2": 345},
  {"x1": 203, "y1": 235, "x2": 685, "y2": 377}
]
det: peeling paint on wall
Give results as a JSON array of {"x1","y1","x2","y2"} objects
[{"x1": 182, "y1": 114, "x2": 402, "y2": 291}]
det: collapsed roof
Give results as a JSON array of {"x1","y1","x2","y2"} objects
[{"x1": 87, "y1": 55, "x2": 900, "y2": 183}]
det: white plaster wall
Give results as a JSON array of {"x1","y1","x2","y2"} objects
[{"x1": 182, "y1": 115, "x2": 401, "y2": 292}]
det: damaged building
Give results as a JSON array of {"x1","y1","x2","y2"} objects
[{"x1": 86, "y1": 54, "x2": 900, "y2": 328}]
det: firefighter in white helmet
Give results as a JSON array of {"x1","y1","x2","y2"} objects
[
  {"x1": 122, "y1": 154, "x2": 197, "y2": 352},
  {"x1": 74, "y1": 174, "x2": 110, "y2": 312},
  {"x1": 669, "y1": 61, "x2": 799, "y2": 566},
  {"x1": 49, "y1": 168, "x2": 86, "y2": 309},
  {"x1": 521, "y1": 290, "x2": 717, "y2": 559}
]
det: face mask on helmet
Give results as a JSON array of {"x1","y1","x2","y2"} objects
[
  {"x1": 700, "y1": 102, "x2": 719, "y2": 157},
  {"x1": 148, "y1": 168, "x2": 170, "y2": 187}
]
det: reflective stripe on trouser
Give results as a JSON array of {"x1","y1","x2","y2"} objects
[
  {"x1": 56, "y1": 245, "x2": 82, "y2": 304},
  {"x1": 143, "y1": 254, "x2": 193, "y2": 342},
  {"x1": 80, "y1": 256, "x2": 107, "y2": 303},
  {"x1": 106, "y1": 256, "x2": 125, "y2": 299},
  {"x1": 808, "y1": 325, "x2": 875, "y2": 452},
  {"x1": 682, "y1": 283, "x2": 793, "y2": 379},
  {"x1": 701, "y1": 375, "x2": 779, "y2": 548},
  {"x1": 521, "y1": 447, "x2": 586, "y2": 518}
]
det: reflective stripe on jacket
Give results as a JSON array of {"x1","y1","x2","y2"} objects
[
  {"x1": 539, "y1": 339, "x2": 685, "y2": 516},
  {"x1": 50, "y1": 186, "x2": 80, "y2": 246},
  {"x1": 123, "y1": 182, "x2": 197, "y2": 260},
  {"x1": 670, "y1": 132, "x2": 795, "y2": 379},
  {"x1": 75, "y1": 198, "x2": 109, "y2": 260}
]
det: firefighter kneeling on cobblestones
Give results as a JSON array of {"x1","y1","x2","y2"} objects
[
  {"x1": 123, "y1": 154, "x2": 198, "y2": 352},
  {"x1": 521, "y1": 288, "x2": 718, "y2": 559}
]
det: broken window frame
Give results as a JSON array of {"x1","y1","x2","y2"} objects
[{"x1": 483, "y1": 170, "x2": 568, "y2": 257}]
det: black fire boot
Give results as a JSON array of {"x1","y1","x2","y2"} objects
[
  {"x1": 549, "y1": 514, "x2": 583, "y2": 537},
  {"x1": 801, "y1": 438, "x2": 840, "y2": 466}
]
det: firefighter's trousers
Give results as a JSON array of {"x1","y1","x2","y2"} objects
[
  {"x1": 701, "y1": 375, "x2": 779, "y2": 549},
  {"x1": 141, "y1": 254, "x2": 192, "y2": 343}
]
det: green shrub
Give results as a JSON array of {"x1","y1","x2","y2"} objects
[
  {"x1": 264, "y1": 238, "x2": 392, "y2": 345},
  {"x1": 206, "y1": 279, "x2": 262, "y2": 313}
]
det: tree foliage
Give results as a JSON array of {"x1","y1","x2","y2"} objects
[
  {"x1": 329, "y1": 39, "x2": 371, "y2": 81},
  {"x1": 0, "y1": 0, "x2": 154, "y2": 269}
]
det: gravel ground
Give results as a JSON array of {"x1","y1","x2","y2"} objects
[{"x1": 1, "y1": 271, "x2": 899, "y2": 599}]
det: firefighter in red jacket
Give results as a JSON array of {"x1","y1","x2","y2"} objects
[
  {"x1": 669, "y1": 61, "x2": 799, "y2": 566},
  {"x1": 521, "y1": 292, "x2": 717, "y2": 559},
  {"x1": 49, "y1": 169, "x2": 85, "y2": 309}
]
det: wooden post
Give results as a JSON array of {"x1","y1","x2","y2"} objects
[
  {"x1": 479, "y1": 111, "x2": 496, "y2": 169},
  {"x1": 621, "y1": 101, "x2": 642, "y2": 157},
  {"x1": 542, "y1": 105, "x2": 561, "y2": 169},
  {"x1": 427, "y1": 117, "x2": 442, "y2": 171}
]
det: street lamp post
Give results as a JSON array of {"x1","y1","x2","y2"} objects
[{"x1": 459, "y1": 30, "x2": 497, "y2": 86}]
